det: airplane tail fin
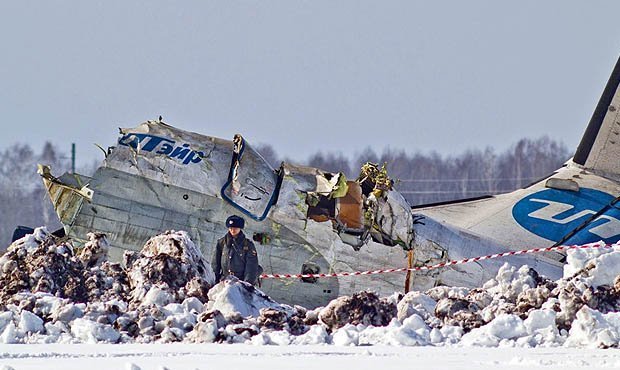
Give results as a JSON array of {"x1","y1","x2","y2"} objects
[{"x1": 573, "y1": 55, "x2": 620, "y2": 179}]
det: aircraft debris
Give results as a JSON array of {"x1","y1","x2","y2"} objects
[
  {"x1": 23, "y1": 52, "x2": 620, "y2": 308},
  {"x1": 33, "y1": 116, "x2": 425, "y2": 306}
]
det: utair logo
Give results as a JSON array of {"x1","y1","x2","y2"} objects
[
  {"x1": 118, "y1": 133, "x2": 204, "y2": 166},
  {"x1": 512, "y1": 188, "x2": 620, "y2": 245}
]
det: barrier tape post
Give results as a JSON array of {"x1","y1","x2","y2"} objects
[
  {"x1": 404, "y1": 249, "x2": 414, "y2": 293},
  {"x1": 259, "y1": 242, "x2": 615, "y2": 280}
]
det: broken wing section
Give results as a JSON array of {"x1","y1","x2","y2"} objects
[
  {"x1": 38, "y1": 164, "x2": 93, "y2": 237},
  {"x1": 220, "y1": 134, "x2": 282, "y2": 221}
]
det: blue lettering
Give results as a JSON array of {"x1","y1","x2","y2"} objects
[
  {"x1": 156, "y1": 143, "x2": 174, "y2": 155},
  {"x1": 118, "y1": 132, "x2": 204, "y2": 166},
  {"x1": 142, "y1": 136, "x2": 174, "y2": 152},
  {"x1": 183, "y1": 151, "x2": 204, "y2": 165},
  {"x1": 170, "y1": 144, "x2": 191, "y2": 160},
  {"x1": 118, "y1": 134, "x2": 147, "y2": 149}
]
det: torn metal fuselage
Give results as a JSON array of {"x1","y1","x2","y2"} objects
[
  {"x1": 40, "y1": 121, "x2": 580, "y2": 308},
  {"x1": 38, "y1": 164, "x2": 93, "y2": 228},
  {"x1": 40, "y1": 121, "x2": 417, "y2": 308},
  {"x1": 47, "y1": 118, "x2": 614, "y2": 308}
]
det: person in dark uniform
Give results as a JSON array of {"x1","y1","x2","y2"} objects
[{"x1": 212, "y1": 215, "x2": 260, "y2": 285}]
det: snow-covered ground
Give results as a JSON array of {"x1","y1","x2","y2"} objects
[
  {"x1": 3, "y1": 228, "x2": 620, "y2": 369},
  {"x1": 2, "y1": 344, "x2": 620, "y2": 370}
]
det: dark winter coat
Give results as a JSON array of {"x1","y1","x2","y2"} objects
[{"x1": 211, "y1": 231, "x2": 259, "y2": 285}]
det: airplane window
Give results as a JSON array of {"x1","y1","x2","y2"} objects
[{"x1": 221, "y1": 135, "x2": 283, "y2": 221}]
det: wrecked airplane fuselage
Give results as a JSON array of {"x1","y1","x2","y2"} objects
[
  {"x1": 40, "y1": 121, "x2": 576, "y2": 308},
  {"x1": 41, "y1": 121, "x2": 417, "y2": 307},
  {"x1": 40, "y1": 56, "x2": 620, "y2": 307}
]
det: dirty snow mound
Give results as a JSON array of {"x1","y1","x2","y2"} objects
[
  {"x1": 125, "y1": 230, "x2": 215, "y2": 307},
  {"x1": 2, "y1": 228, "x2": 620, "y2": 348},
  {"x1": 1, "y1": 228, "x2": 93, "y2": 304},
  {"x1": 319, "y1": 291, "x2": 396, "y2": 331},
  {"x1": 207, "y1": 276, "x2": 287, "y2": 318}
]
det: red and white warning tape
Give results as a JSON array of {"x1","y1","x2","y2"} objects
[{"x1": 259, "y1": 242, "x2": 616, "y2": 280}]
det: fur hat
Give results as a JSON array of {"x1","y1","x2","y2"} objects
[{"x1": 226, "y1": 215, "x2": 245, "y2": 229}]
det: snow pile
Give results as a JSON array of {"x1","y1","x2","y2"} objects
[
  {"x1": 2, "y1": 229, "x2": 620, "y2": 348},
  {"x1": 207, "y1": 276, "x2": 284, "y2": 318},
  {"x1": 241, "y1": 243, "x2": 620, "y2": 348},
  {"x1": 0, "y1": 228, "x2": 221, "y2": 344},
  {"x1": 318, "y1": 291, "x2": 396, "y2": 331},
  {"x1": 125, "y1": 230, "x2": 215, "y2": 307},
  {"x1": 0, "y1": 228, "x2": 91, "y2": 303},
  {"x1": 563, "y1": 243, "x2": 620, "y2": 290}
]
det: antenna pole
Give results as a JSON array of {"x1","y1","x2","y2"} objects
[{"x1": 71, "y1": 143, "x2": 76, "y2": 174}]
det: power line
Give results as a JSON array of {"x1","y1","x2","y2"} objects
[
  {"x1": 399, "y1": 190, "x2": 515, "y2": 194},
  {"x1": 397, "y1": 177, "x2": 543, "y2": 183}
]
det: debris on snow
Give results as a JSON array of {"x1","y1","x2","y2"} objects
[
  {"x1": 318, "y1": 291, "x2": 396, "y2": 331},
  {"x1": 2, "y1": 228, "x2": 620, "y2": 348},
  {"x1": 79, "y1": 232, "x2": 109, "y2": 268},
  {"x1": 0, "y1": 228, "x2": 89, "y2": 303}
]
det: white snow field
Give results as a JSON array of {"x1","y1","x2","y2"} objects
[
  {"x1": 3, "y1": 229, "x2": 620, "y2": 369},
  {"x1": 2, "y1": 344, "x2": 620, "y2": 370}
]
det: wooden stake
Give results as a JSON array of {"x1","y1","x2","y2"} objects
[{"x1": 404, "y1": 249, "x2": 414, "y2": 293}]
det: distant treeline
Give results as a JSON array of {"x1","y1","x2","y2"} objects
[
  {"x1": 257, "y1": 136, "x2": 571, "y2": 205},
  {"x1": 0, "y1": 137, "x2": 570, "y2": 248}
]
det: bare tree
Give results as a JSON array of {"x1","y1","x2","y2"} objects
[
  {"x1": 0, "y1": 142, "x2": 71, "y2": 249},
  {"x1": 307, "y1": 152, "x2": 353, "y2": 178},
  {"x1": 254, "y1": 143, "x2": 281, "y2": 169}
]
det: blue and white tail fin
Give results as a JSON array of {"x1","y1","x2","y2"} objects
[{"x1": 574, "y1": 56, "x2": 620, "y2": 180}]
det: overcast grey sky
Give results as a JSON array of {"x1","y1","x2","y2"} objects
[{"x1": 1, "y1": 1, "x2": 620, "y2": 165}]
